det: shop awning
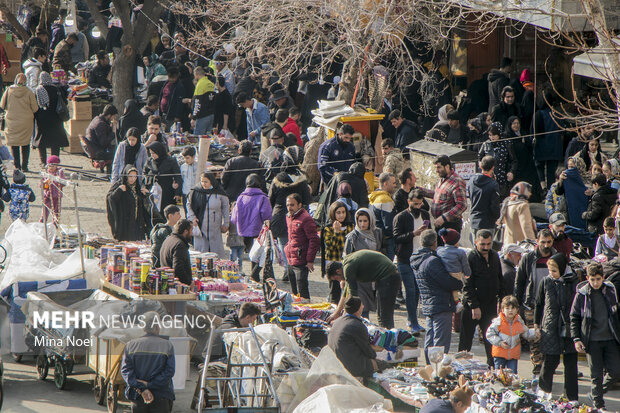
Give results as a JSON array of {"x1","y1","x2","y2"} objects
[{"x1": 572, "y1": 39, "x2": 620, "y2": 80}]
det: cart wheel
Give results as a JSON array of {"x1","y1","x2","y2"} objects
[
  {"x1": 93, "y1": 375, "x2": 105, "y2": 405},
  {"x1": 12, "y1": 353, "x2": 22, "y2": 363},
  {"x1": 36, "y1": 355, "x2": 48, "y2": 380},
  {"x1": 106, "y1": 383, "x2": 118, "y2": 413},
  {"x1": 53, "y1": 361, "x2": 67, "y2": 390}
]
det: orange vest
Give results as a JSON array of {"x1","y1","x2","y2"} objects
[{"x1": 490, "y1": 312, "x2": 525, "y2": 360}]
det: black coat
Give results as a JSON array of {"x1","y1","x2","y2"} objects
[
  {"x1": 34, "y1": 85, "x2": 69, "y2": 149},
  {"x1": 268, "y1": 174, "x2": 312, "y2": 239},
  {"x1": 327, "y1": 315, "x2": 376, "y2": 377},
  {"x1": 394, "y1": 119, "x2": 421, "y2": 150},
  {"x1": 221, "y1": 155, "x2": 262, "y2": 201},
  {"x1": 501, "y1": 257, "x2": 517, "y2": 296},
  {"x1": 582, "y1": 184, "x2": 617, "y2": 235},
  {"x1": 463, "y1": 249, "x2": 504, "y2": 309},
  {"x1": 534, "y1": 273, "x2": 578, "y2": 355},
  {"x1": 466, "y1": 173, "x2": 500, "y2": 230},
  {"x1": 393, "y1": 208, "x2": 430, "y2": 264},
  {"x1": 508, "y1": 133, "x2": 543, "y2": 203},
  {"x1": 570, "y1": 281, "x2": 620, "y2": 351},
  {"x1": 143, "y1": 142, "x2": 182, "y2": 210},
  {"x1": 106, "y1": 166, "x2": 159, "y2": 241},
  {"x1": 160, "y1": 233, "x2": 192, "y2": 285},
  {"x1": 490, "y1": 102, "x2": 523, "y2": 127},
  {"x1": 487, "y1": 69, "x2": 510, "y2": 112},
  {"x1": 515, "y1": 247, "x2": 558, "y2": 310}
]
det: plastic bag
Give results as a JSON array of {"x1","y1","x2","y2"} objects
[
  {"x1": 248, "y1": 224, "x2": 271, "y2": 266},
  {"x1": 293, "y1": 384, "x2": 392, "y2": 413},
  {"x1": 150, "y1": 182, "x2": 162, "y2": 211}
]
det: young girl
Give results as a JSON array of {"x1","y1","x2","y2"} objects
[
  {"x1": 534, "y1": 253, "x2": 578, "y2": 401},
  {"x1": 2, "y1": 169, "x2": 35, "y2": 221},
  {"x1": 40, "y1": 155, "x2": 65, "y2": 225},
  {"x1": 486, "y1": 295, "x2": 534, "y2": 373},
  {"x1": 595, "y1": 217, "x2": 618, "y2": 261},
  {"x1": 323, "y1": 201, "x2": 354, "y2": 303}
]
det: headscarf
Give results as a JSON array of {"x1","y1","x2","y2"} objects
[
  {"x1": 124, "y1": 128, "x2": 142, "y2": 166},
  {"x1": 35, "y1": 72, "x2": 53, "y2": 108},
  {"x1": 569, "y1": 155, "x2": 590, "y2": 184},
  {"x1": 504, "y1": 116, "x2": 521, "y2": 137},
  {"x1": 499, "y1": 181, "x2": 531, "y2": 224},
  {"x1": 436, "y1": 104, "x2": 452, "y2": 125},
  {"x1": 13, "y1": 73, "x2": 26, "y2": 86},
  {"x1": 607, "y1": 159, "x2": 620, "y2": 177},
  {"x1": 509, "y1": 181, "x2": 532, "y2": 200},
  {"x1": 548, "y1": 253, "x2": 568, "y2": 277},
  {"x1": 119, "y1": 99, "x2": 145, "y2": 136},
  {"x1": 121, "y1": 165, "x2": 140, "y2": 217},
  {"x1": 146, "y1": 141, "x2": 168, "y2": 166},
  {"x1": 354, "y1": 208, "x2": 378, "y2": 251}
]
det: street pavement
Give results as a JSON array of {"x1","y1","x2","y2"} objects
[{"x1": 2, "y1": 149, "x2": 620, "y2": 411}]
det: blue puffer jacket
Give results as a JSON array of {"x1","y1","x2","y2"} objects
[{"x1": 411, "y1": 247, "x2": 463, "y2": 316}]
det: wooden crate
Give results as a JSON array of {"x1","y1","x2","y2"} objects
[
  {"x1": 66, "y1": 134, "x2": 83, "y2": 154},
  {"x1": 64, "y1": 119, "x2": 91, "y2": 137},
  {"x1": 70, "y1": 99, "x2": 92, "y2": 120}
]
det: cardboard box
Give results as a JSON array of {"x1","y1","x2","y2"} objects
[
  {"x1": 70, "y1": 100, "x2": 92, "y2": 120},
  {"x1": 67, "y1": 135, "x2": 83, "y2": 154},
  {"x1": 64, "y1": 119, "x2": 91, "y2": 138}
]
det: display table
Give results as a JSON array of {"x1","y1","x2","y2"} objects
[{"x1": 102, "y1": 280, "x2": 196, "y2": 301}]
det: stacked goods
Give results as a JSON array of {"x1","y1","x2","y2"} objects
[{"x1": 65, "y1": 97, "x2": 92, "y2": 154}]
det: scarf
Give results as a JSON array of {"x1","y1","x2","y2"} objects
[
  {"x1": 124, "y1": 140, "x2": 141, "y2": 166},
  {"x1": 35, "y1": 72, "x2": 53, "y2": 108},
  {"x1": 354, "y1": 208, "x2": 377, "y2": 251},
  {"x1": 128, "y1": 181, "x2": 139, "y2": 217},
  {"x1": 499, "y1": 181, "x2": 532, "y2": 224},
  {"x1": 570, "y1": 156, "x2": 590, "y2": 184}
]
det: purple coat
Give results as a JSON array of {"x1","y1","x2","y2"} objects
[{"x1": 231, "y1": 187, "x2": 272, "y2": 237}]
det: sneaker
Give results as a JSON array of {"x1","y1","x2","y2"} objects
[
  {"x1": 455, "y1": 302, "x2": 464, "y2": 313},
  {"x1": 410, "y1": 325, "x2": 426, "y2": 336},
  {"x1": 536, "y1": 389, "x2": 552, "y2": 401},
  {"x1": 396, "y1": 297, "x2": 406, "y2": 305}
]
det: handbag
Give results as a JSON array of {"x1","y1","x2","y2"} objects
[
  {"x1": 55, "y1": 89, "x2": 70, "y2": 122},
  {"x1": 492, "y1": 224, "x2": 505, "y2": 251}
]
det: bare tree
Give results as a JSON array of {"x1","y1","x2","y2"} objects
[
  {"x1": 0, "y1": 0, "x2": 31, "y2": 41},
  {"x1": 172, "y1": 0, "x2": 474, "y2": 113},
  {"x1": 84, "y1": 0, "x2": 165, "y2": 109}
]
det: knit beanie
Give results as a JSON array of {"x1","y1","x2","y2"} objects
[
  {"x1": 344, "y1": 296, "x2": 362, "y2": 314},
  {"x1": 47, "y1": 155, "x2": 60, "y2": 165},
  {"x1": 438, "y1": 228, "x2": 460, "y2": 246},
  {"x1": 520, "y1": 68, "x2": 532, "y2": 83}
]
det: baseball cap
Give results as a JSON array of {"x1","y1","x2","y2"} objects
[
  {"x1": 501, "y1": 243, "x2": 525, "y2": 256},
  {"x1": 549, "y1": 212, "x2": 567, "y2": 225}
]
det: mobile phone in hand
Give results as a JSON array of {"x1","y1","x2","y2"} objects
[{"x1": 423, "y1": 220, "x2": 430, "y2": 227}]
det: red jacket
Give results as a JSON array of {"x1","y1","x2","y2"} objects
[
  {"x1": 285, "y1": 208, "x2": 319, "y2": 266},
  {"x1": 282, "y1": 117, "x2": 302, "y2": 146}
]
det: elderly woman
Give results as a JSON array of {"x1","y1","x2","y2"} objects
[
  {"x1": 0, "y1": 73, "x2": 39, "y2": 171},
  {"x1": 187, "y1": 172, "x2": 230, "y2": 257},
  {"x1": 499, "y1": 182, "x2": 536, "y2": 245},
  {"x1": 33, "y1": 72, "x2": 69, "y2": 167}
]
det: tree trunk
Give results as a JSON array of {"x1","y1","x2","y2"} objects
[
  {"x1": 337, "y1": 59, "x2": 360, "y2": 105},
  {"x1": 83, "y1": 0, "x2": 109, "y2": 38},
  {"x1": 581, "y1": 0, "x2": 620, "y2": 142},
  {"x1": 36, "y1": 0, "x2": 61, "y2": 36},
  {"x1": 0, "y1": 0, "x2": 30, "y2": 41},
  {"x1": 112, "y1": 44, "x2": 135, "y2": 110}
]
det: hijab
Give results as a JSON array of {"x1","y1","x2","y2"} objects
[
  {"x1": 504, "y1": 115, "x2": 521, "y2": 138},
  {"x1": 437, "y1": 104, "x2": 451, "y2": 123},
  {"x1": 548, "y1": 253, "x2": 568, "y2": 277},
  {"x1": 122, "y1": 165, "x2": 140, "y2": 217},
  {"x1": 119, "y1": 99, "x2": 145, "y2": 136},
  {"x1": 124, "y1": 131, "x2": 142, "y2": 166},
  {"x1": 35, "y1": 72, "x2": 53, "y2": 108},
  {"x1": 146, "y1": 141, "x2": 168, "y2": 167},
  {"x1": 354, "y1": 208, "x2": 378, "y2": 251}
]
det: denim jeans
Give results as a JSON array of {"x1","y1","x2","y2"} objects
[
  {"x1": 230, "y1": 246, "x2": 244, "y2": 267},
  {"x1": 424, "y1": 311, "x2": 453, "y2": 364},
  {"x1": 397, "y1": 262, "x2": 420, "y2": 328},
  {"x1": 375, "y1": 272, "x2": 400, "y2": 329},
  {"x1": 494, "y1": 357, "x2": 518, "y2": 373},
  {"x1": 384, "y1": 238, "x2": 395, "y2": 261},
  {"x1": 194, "y1": 114, "x2": 214, "y2": 135}
]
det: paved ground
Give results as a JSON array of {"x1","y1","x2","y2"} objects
[{"x1": 2, "y1": 148, "x2": 620, "y2": 411}]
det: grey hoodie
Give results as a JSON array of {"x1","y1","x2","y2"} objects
[{"x1": 23, "y1": 58, "x2": 42, "y2": 91}]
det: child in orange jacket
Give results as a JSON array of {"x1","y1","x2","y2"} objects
[{"x1": 486, "y1": 295, "x2": 535, "y2": 373}]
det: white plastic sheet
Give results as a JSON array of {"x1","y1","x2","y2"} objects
[
  {"x1": 277, "y1": 346, "x2": 391, "y2": 413},
  {"x1": 292, "y1": 384, "x2": 392, "y2": 413},
  {"x1": 0, "y1": 220, "x2": 103, "y2": 291}
]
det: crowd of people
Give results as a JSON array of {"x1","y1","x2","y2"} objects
[{"x1": 4, "y1": 7, "x2": 620, "y2": 411}]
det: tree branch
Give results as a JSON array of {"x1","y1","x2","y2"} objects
[{"x1": 0, "y1": 0, "x2": 30, "y2": 41}]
